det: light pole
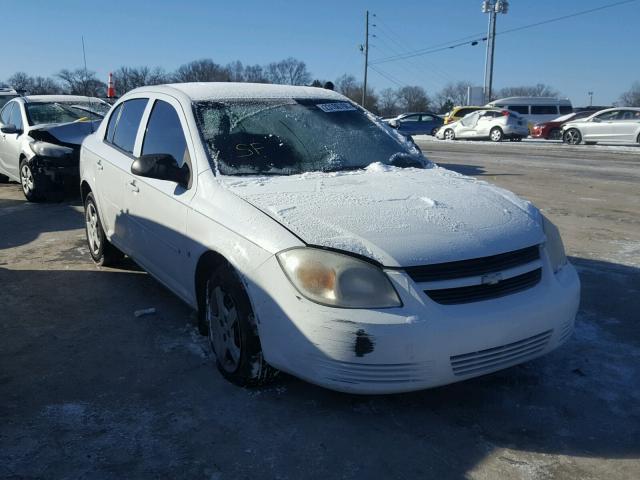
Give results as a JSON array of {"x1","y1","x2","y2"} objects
[
  {"x1": 588, "y1": 91, "x2": 594, "y2": 107},
  {"x1": 482, "y1": 0, "x2": 509, "y2": 104}
]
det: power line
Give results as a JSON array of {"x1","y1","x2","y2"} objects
[
  {"x1": 368, "y1": 65, "x2": 406, "y2": 88},
  {"x1": 373, "y1": 0, "x2": 637, "y2": 65}
]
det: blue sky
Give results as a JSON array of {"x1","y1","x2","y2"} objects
[{"x1": 3, "y1": 0, "x2": 638, "y2": 105}]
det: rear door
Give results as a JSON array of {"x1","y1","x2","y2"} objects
[
  {"x1": 124, "y1": 95, "x2": 197, "y2": 299},
  {"x1": 609, "y1": 110, "x2": 640, "y2": 142}
]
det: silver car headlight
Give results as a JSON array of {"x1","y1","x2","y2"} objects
[
  {"x1": 542, "y1": 215, "x2": 567, "y2": 273},
  {"x1": 277, "y1": 247, "x2": 402, "y2": 308},
  {"x1": 30, "y1": 141, "x2": 73, "y2": 158}
]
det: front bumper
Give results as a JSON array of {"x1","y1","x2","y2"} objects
[
  {"x1": 31, "y1": 155, "x2": 79, "y2": 183},
  {"x1": 247, "y1": 253, "x2": 580, "y2": 394}
]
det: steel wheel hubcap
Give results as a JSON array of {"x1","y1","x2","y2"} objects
[
  {"x1": 491, "y1": 130, "x2": 501, "y2": 141},
  {"x1": 566, "y1": 130, "x2": 579, "y2": 144},
  {"x1": 445, "y1": 130, "x2": 453, "y2": 139},
  {"x1": 85, "y1": 203, "x2": 101, "y2": 255},
  {"x1": 21, "y1": 165, "x2": 34, "y2": 194},
  {"x1": 207, "y1": 285, "x2": 241, "y2": 372}
]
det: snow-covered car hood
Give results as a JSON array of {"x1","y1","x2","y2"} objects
[{"x1": 222, "y1": 163, "x2": 544, "y2": 267}]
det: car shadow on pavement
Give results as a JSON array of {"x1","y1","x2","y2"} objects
[
  {"x1": 436, "y1": 162, "x2": 523, "y2": 177},
  {"x1": 1, "y1": 254, "x2": 638, "y2": 478}
]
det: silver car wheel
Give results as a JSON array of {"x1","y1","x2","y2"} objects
[
  {"x1": 490, "y1": 128, "x2": 503, "y2": 142},
  {"x1": 20, "y1": 164, "x2": 34, "y2": 195},
  {"x1": 85, "y1": 202, "x2": 101, "y2": 255},
  {"x1": 564, "y1": 129, "x2": 581, "y2": 145},
  {"x1": 207, "y1": 285, "x2": 241, "y2": 373},
  {"x1": 444, "y1": 129, "x2": 455, "y2": 140}
]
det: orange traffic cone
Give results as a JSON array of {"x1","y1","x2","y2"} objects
[{"x1": 107, "y1": 72, "x2": 115, "y2": 98}]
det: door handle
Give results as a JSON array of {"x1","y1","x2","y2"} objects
[
  {"x1": 96, "y1": 159, "x2": 103, "y2": 171},
  {"x1": 128, "y1": 180, "x2": 139, "y2": 193}
]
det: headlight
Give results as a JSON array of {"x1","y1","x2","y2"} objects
[
  {"x1": 542, "y1": 215, "x2": 567, "y2": 273},
  {"x1": 277, "y1": 248, "x2": 402, "y2": 308},
  {"x1": 30, "y1": 141, "x2": 73, "y2": 158}
]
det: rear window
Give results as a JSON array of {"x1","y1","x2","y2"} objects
[
  {"x1": 531, "y1": 105, "x2": 558, "y2": 115},
  {"x1": 559, "y1": 105, "x2": 573, "y2": 115},
  {"x1": 507, "y1": 105, "x2": 529, "y2": 115},
  {"x1": 110, "y1": 98, "x2": 148, "y2": 154},
  {"x1": 455, "y1": 108, "x2": 479, "y2": 117}
]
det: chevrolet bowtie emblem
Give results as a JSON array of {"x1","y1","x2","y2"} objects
[{"x1": 481, "y1": 272, "x2": 503, "y2": 285}]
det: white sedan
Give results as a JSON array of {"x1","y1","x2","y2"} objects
[
  {"x1": 562, "y1": 107, "x2": 640, "y2": 145},
  {"x1": 80, "y1": 83, "x2": 579, "y2": 394},
  {"x1": 436, "y1": 109, "x2": 529, "y2": 142}
]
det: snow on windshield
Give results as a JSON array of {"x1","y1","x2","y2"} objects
[{"x1": 194, "y1": 98, "x2": 428, "y2": 176}]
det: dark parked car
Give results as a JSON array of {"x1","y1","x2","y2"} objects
[
  {"x1": 531, "y1": 110, "x2": 594, "y2": 140},
  {"x1": 386, "y1": 112, "x2": 444, "y2": 136}
]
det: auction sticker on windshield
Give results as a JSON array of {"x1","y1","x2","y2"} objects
[{"x1": 316, "y1": 102, "x2": 357, "y2": 113}]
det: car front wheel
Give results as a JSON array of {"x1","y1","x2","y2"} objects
[
  {"x1": 443, "y1": 129, "x2": 455, "y2": 140},
  {"x1": 204, "y1": 263, "x2": 278, "y2": 387},
  {"x1": 19, "y1": 159, "x2": 49, "y2": 202},
  {"x1": 490, "y1": 127, "x2": 504, "y2": 142},
  {"x1": 84, "y1": 192, "x2": 124, "y2": 266},
  {"x1": 563, "y1": 128, "x2": 582, "y2": 145}
]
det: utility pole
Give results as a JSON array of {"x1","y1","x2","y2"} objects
[
  {"x1": 362, "y1": 10, "x2": 369, "y2": 108},
  {"x1": 482, "y1": 1, "x2": 509, "y2": 103}
]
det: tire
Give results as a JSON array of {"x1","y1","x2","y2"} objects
[
  {"x1": 489, "y1": 127, "x2": 504, "y2": 142},
  {"x1": 443, "y1": 129, "x2": 455, "y2": 140},
  {"x1": 203, "y1": 263, "x2": 278, "y2": 387},
  {"x1": 84, "y1": 192, "x2": 124, "y2": 266},
  {"x1": 431, "y1": 127, "x2": 439, "y2": 136},
  {"x1": 549, "y1": 128, "x2": 562, "y2": 141},
  {"x1": 19, "y1": 159, "x2": 49, "y2": 202},
  {"x1": 510, "y1": 136, "x2": 522, "y2": 142},
  {"x1": 563, "y1": 128, "x2": 582, "y2": 145}
]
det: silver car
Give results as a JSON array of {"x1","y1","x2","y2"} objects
[
  {"x1": 562, "y1": 107, "x2": 640, "y2": 145},
  {"x1": 436, "y1": 109, "x2": 529, "y2": 142}
]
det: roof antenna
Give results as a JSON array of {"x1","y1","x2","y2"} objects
[{"x1": 81, "y1": 35, "x2": 97, "y2": 133}]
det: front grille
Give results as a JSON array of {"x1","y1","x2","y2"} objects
[
  {"x1": 425, "y1": 268, "x2": 541, "y2": 305},
  {"x1": 405, "y1": 245, "x2": 540, "y2": 283},
  {"x1": 450, "y1": 330, "x2": 552, "y2": 376},
  {"x1": 314, "y1": 358, "x2": 433, "y2": 385}
]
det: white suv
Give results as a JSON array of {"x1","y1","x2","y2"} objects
[
  {"x1": 436, "y1": 109, "x2": 529, "y2": 142},
  {"x1": 80, "y1": 83, "x2": 580, "y2": 394}
]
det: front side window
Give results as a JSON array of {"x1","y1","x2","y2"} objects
[
  {"x1": 194, "y1": 99, "x2": 425, "y2": 176},
  {"x1": 111, "y1": 98, "x2": 148, "y2": 154},
  {"x1": 531, "y1": 105, "x2": 558, "y2": 115},
  {"x1": 9, "y1": 104, "x2": 23, "y2": 130},
  {"x1": 420, "y1": 114, "x2": 435, "y2": 122},
  {"x1": 0, "y1": 102, "x2": 14, "y2": 125},
  {"x1": 507, "y1": 105, "x2": 529, "y2": 115},
  {"x1": 142, "y1": 100, "x2": 189, "y2": 166},
  {"x1": 595, "y1": 110, "x2": 620, "y2": 121},
  {"x1": 401, "y1": 115, "x2": 420, "y2": 122}
]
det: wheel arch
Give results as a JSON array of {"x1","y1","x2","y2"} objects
[
  {"x1": 80, "y1": 180, "x2": 93, "y2": 204},
  {"x1": 194, "y1": 250, "x2": 233, "y2": 328}
]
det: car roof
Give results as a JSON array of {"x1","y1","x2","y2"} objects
[
  {"x1": 488, "y1": 96, "x2": 572, "y2": 106},
  {"x1": 21, "y1": 95, "x2": 107, "y2": 104},
  {"x1": 128, "y1": 82, "x2": 347, "y2": 102}
]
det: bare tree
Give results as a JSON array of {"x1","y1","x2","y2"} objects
[
  {"x1": 334, "y1": 74, "x2": 379, "y2": 112},
  {"x1": 618, "y1": 81, "x2": 640, "y2": 107},
  {"x1": 243, "y1": 64, "x2": 269, "y2": 83},
  {"x1": 57, "y1": 69, "x2": 106, "y2": 96},
  {"x1": 497, "y1": 83, "x2": 559, "y2": 98},
  {"x1": 265, "y1": 58, "x2": 311, "y2": 85},
  {"x1": 378, "y1": 88, "x2": 400, "y2": 117},
  {"x1": 7, "y1": 72, "x2": 32, "y2": 92},
  {"x1": 226, "y1": 61, "x2": 245, "y2": 82},
  {"x1": 30, "y1": 76, "x2": 63, "y2": 95},
  {"x1": 396, "y1": 86, "x2": 431, "y2": 112},
  {"x1": 173, "y1": 59, "x2": 230, "y2": 83},
  {"x1": 112, "y1": 66, "x2": 168, "y2": 95},
  {"x1": 436, "y1": 81, "x2": 473, "y2": 107}
]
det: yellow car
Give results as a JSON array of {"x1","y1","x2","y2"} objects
[{"x1": 444, "y1": 106, "x2": 486, "y2": 124}]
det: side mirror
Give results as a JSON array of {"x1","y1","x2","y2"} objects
[
  {"x1": 591, "y1": 117, "x2": 601, "y2": 123},
  {"x1": 388, "y1": 119, "x2": 399, "y2": 128},
  {"x1": 131, "y1": 154, "x2": 190, "y2": 187},
  {"x1": 1, "y1": 124, "x2": 22, "y2": 134}
]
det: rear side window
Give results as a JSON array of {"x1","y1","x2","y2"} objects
[
  {"x1": 111, "y1": 99, "x2": 148, "y2": 153},
  {"x1": 531, "y1": 105, "x2": 558, "y2": 115},
  {"x1": 142, "y1": 100, "x2": 189, "y2": 166},
  {"x1": 0, "y1": 102, "x2": 14, "y2": 125},
  {"x1": 105, "y1": 103, "x2": 123, "y2": 143},
  {"x1": 507, "y1": 105, "x2": 529, "y2": 115},
  {"x1": 559, "y1": 105, "x2": 572, "y2": 115},
  {"x1": 455, "y1": 108, "x2": 475, "y2": 117}
]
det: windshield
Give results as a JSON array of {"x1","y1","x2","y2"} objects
[
  {"x1": 0, "y1": 95, "x2": 19, "y2": 109},
  {"x1": 25, "y1": 101, "x2": 107, "y2": 126},
  {"x1": 194, "y1": 98, "x2": 425, "y2": 176}
]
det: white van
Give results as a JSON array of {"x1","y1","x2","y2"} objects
[{"x1": 486, "y1": 97, "x2": 573, "y2": 129}]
